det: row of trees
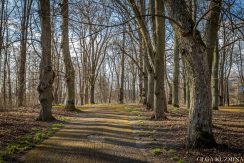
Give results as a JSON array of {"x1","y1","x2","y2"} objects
[{"x1": 0, "y1": 0, "x2": 243, "y2": 148}]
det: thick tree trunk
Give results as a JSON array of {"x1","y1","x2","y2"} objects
[
  {"x1": 37, "y1": 0, "x2": 55, "y2": 121},
  {"x1": 204, "y1": 0, "x2": 222, "y2": 74},
  {"x1": 172, "y1": 34, "x2": 180, "y2": 107},
  {"x1": 211, "y1": 39, "x2": 219, "y2": 110},
  {"x1": 61, "y1": 0, "x2": 76, "y2": 110},
  {"x1": 165, "y1": 0, "x2": 218, "y2": 148},
  {"x1": 152, "y1": 0, "x2": 167, "y2": 120}
]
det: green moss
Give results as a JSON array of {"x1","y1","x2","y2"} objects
[
  {"x1": 1, "y1": 122, "x2": 64, "y2": 162},
  {"x1": 6, "y1": 144, "x2": 20, "y2": 155},
  {"x1": 163, "y1": 147, "x2": 175, "y2": 154},
  {"x1": 125, "y1": 107, "x2": 139, "y2": 113},
  {"x1": 33, "y1": 132, "x2": 47, "y2": 143},
  {"x1": 56, "y1": 116, "x2": 69, "y2": 121},
  {"x1": 151, "y1": 147, "x2": 162, "y2": 155},
  {"x1": 52, "y1": 104, "x2": 65, "y2": 109},
  {"x1": 52, "y1": 123, "x2": 64, "y2": 128},
  {"x1": 177, "y1": 159, "x2": 184, "y2": 163},
  {"x1": 171, "y1": 156, "x2": 180, "y2": 162},
  {"x1": 0, "y1": 155, "x2": 4, "y2": 163}
]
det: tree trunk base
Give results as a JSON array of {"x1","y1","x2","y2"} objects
[
  {"x1": 173, "y1": 104, "x2": 179, "y2": 108},
  {"x1": 36, "y1": 115, "x2": 56, "y2": 122},
  {"x1": 212, "y1": 106, "x2": 218, "y2": 110},
  {"x1": 146, "y1": 103, "x2": 153, "y2": 110},
  {"x1": 64, "y1": 104, "x2": 76, "y2": 111},
  {"x1": 150, "y1": 114, "x2": 167, "y2": 120},
  {"x1": 187, "y1": 131, "x2": 217, "y2": 149}
]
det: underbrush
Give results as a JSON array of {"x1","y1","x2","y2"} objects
[{"x1": 0, "y1": 122, "x2": 64, "y2": 163}]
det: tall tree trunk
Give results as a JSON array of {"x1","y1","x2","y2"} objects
[
  {"x1": 204, "y1": 0, "x2": 222, "y2": 74},
  {"x1": 7, "y1": 52, "x2": 12, "y2": 107},
  {"x1": 211, "y1": 38, "x2": 219, "y2": 110},
  {"x1": 219, "y1": 33, "x2": 225, "y2": 106},
  {"x1": 119, "y1": 26, "x2": 125, "y2": 104},
  {"x1": 147, "y1": 68, "x2": 154, "y2": 110},
  {"x1": 17, "y1": 0, "x2": 32, "y2": 107},
  {"x1": 61, "y1": 0, "x2": 76, "y2": 110},
  {"x1": 37, "y1": 0, "x2": 55, "y2": 121},
  {"x1": 139, "y1": 0, "x2": 147, "y2": 106},
  {"x1": 139, "y1": 37, "x2": 144, "y2": 103},
  {"x1": 152, "y1": 0, "x2": 167, "y2": 120},
  {"x1": 172, "y1": 34, "x2": 180, "y2": 107},
  {"x1": 3, "y1": 32, "x2": 7, "y2": 109},
  {"x1": 165, "y1": 0, "x2": 219, "y2": 148},
  {"x1": 183, "y1": 63, "x2": 187, "y2": 105}
]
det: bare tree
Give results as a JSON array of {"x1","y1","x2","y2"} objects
[
  {"x1": 37, "y1": 0, "x2": 55, "y2": 121},
  {"x1": 61, "y1": 0, "x2": 76, "y2": 110},
  {"x1": 164, "y1": 0, "x2": 222, "y2": 148}
]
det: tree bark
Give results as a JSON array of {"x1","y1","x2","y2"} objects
[
  {"x1": 211, "y1": 38, "x2": 219, "y2": 110},
  {"x1": 90, "y1": 83, "x2": 95, "y2": 104},
  {"x1": 204, "y1": 0, "x2": 222, "y2": 74},
  {"x1": 219, "y1": 23, "x2": 226, "y2": 106},
  {"x1": 37, "y1": 0, "x2": 55, "y2": 121},
  {"x1": 168, "y1": 83, "x2": 172, "y2": 105},
  {"x1": 165, "y1": 0, "x2": 218, "y2": 148},
  {"x1": 61, "y1": 0, "x2": 76, "y2": 110},
  {"x1": 142, "y1": 53, "x2": 148, "y2": 105},
  {"x1": 147, "y1": 67, "x2": 154, "y2": 110},
  {"x1": 152, "y1": 0, "x2": 167, "y2": 120},
  {"x1": 172, "y1": 34, "x2": 180, "y2": 107},
  {"x1": 119, "y1": 25, "x2": 125, "y2": 104},
  {"x1": 17, "y1": 0, "x2": 32, "y2": 107}
]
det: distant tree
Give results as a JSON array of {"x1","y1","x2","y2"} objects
[{"x1": 17, "y1": 0, "x2": 33, "y2": 107}]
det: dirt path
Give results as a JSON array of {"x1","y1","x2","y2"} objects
[{"x1": 19, "y1": 105, "x2": 149, "y2": 163}]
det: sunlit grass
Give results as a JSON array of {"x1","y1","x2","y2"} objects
[
  {"x1": 52, "y1": 104, "x2": 65, "y2": 109},
  {"x1": 151, "y1": 147, "x2": 162, "y2": 155},
  {"x1": 219, "y1": 106, "x2": 244, "y2": 113}
]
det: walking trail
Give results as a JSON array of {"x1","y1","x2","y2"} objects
[{"x1": 20, "y1": 105, "x2": 149, "y2": 163}]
